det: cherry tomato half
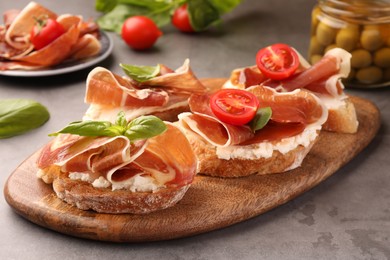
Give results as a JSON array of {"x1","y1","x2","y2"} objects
[
  {"x1": 30, "y1": 18, "x2": 65, "y2": 50},
  {"x1": 256, "y1": 43, "x2": 299, "y2": 80},
  {"x1": 210, "y1": 89, "x2": 259, "y2": 126},
  {"x1": 172, "y1": 4, "x2": 194, "y2": 33},
  {"x1": 121, "y1": 16, "x2": 162, "y2": 50}
]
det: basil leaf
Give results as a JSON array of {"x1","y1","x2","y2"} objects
[
  {"x1": 120, "y1": 63, "x2": 161, "y2": 82},
  {"x1": 115, "y1": 111, "x2": 127, "y2": 127},
  {"x1": 208, "y1": 0, "x2": 242, "y2": 14},
  {"x1": 0, "y1": 99, "x2": 50, "y2": 139},
  {"x1": 125, "y1": 115, "x2": 167, "y2": 141},
  {"x1": 97, "y1": 4, "x2": 150, "y2": 33},
  {"x1": 96, "y1": 0, "x2": 118, "y2": 12},
  {"x1": 50, "y1": 121, "x2": 114, "y2": 137},
  {"x1": 249, "y1": 107, "x2": 272, "y2": 132},
  {"x1": 188, "y1": 0, "x2": 220, "y2": 31}
]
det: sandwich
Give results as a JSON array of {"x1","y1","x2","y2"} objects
[
  {"x1": 83, "y1": 59, "x2": 208, "y2": 122},
  {"x1": 223, "y1": 45, "x2": 358, "y2": 134},
  {"x1": 177, "y1": 84, "x2": 328, "y2": 177},
  {"x1": 36, "y1": 113, "x2": 197, "y2": 214}
]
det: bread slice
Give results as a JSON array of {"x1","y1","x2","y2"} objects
[
  {"x1": 322, "y1": 97, "x2": 358, "y2": 134},
  {"x1": 38, "y1": 166, "x2": 189, "y2": 214},
  {"x1": 52, "y1": 177, "x2": 189, "y2": 214},
  {"x1": 180, "y1": 125, "x2": 318, "y2": 178}
]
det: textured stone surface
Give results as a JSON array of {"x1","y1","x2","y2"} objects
[{"x1": 1, "y1": 0, "x2": 389, "y2": 259}]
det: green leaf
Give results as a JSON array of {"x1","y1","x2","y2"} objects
[
  {"x1": 208, "y1": 0, "x2": 242, "y2": 14},
  {"x1": 49, "y1": 120, "x2": 114, "y2": 137},
  {"x1": 97, "y1": 4, "x2": 150, "y2": 33},
  {"x1": 96, "y1": 0, "x2": 119, "y2": 12},
  {"x1": 120, "y1": 63, "x2": 161, "y2": 82},
  {"x1": 0, "y1": 99, "x2": 50, "y2": 139},
  {"x1": 125, "y1": 115, "x2": 167, "y2": 141},
  {"x1": 249, "y1": 107, "x2": 272, "y2": 132},
  {"x1": 187, "y1": 0, "x2": 221, "y2": 31},
  {"x1": 115, "y1": 111, "x2": 127, "y2": 127}
]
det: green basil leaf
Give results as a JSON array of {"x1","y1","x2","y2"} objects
[
  {"x1": 115, "y1": 111, "x2": 127, "y2": 127},
  {"x1": 188, "y1": 0, "x2": 220, "y2": 31},
  {"x1": 97, "y1": 4, "x2": 150, "y2": 33},
  {"x1": 96, "y1": 0, "x2": 119, "y2": 12},
  {"x1": 120, "y1": 63, "x2": 161, "y2": 82},
  {"x1": 0, "y1": 99, "x2": 50, "y2": 139},
  {"x1": 249, "y1": 107, "x2": 272, "y2": 132},
  {"x1": 125, "y1": 115, "x2": 167, "y2": 141},
  {"x1": 49, "y1": 121, "x2": 114, "y2": 137},
  {"x1": 208, "y1": 0, "x2": 242, "y2": 14}
]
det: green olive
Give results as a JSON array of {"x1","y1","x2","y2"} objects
[
  {"x1": 361, "y1": 27, "x2": 384, "y2": 51},
  {"x1": 310, "y1": 54, "x2": 323, "y2": 65},
  {"x1": 351, "y1": 49, "x2": 372, "y2": 68},
  {"x1": 345, "y1": 68, "x2": 356, "y2": 82},
  {"x1": 374, "y1": 48, "x2": 390, "y2": 68},
  {"x1": 324, "y1": 44, "x2": 337, "y2": 53},
  {"x1": 356, "y1": 66, "x2": 383, "y2": 84},
  {"x1": 311, "y1": 7, "x2": 321, "y2": 34},
  {"x1": 335, "y1": 27, "x2": 360, "y2": 52},
  {"x1": 309, "y1": 36, "x2": 325, "y2": 56},
  {"x1": 316, "y1": 21, "x2": 337, "y2": 46},
  {"x1": 384, "y1": 68, "x2": 390, "y2": 81}
]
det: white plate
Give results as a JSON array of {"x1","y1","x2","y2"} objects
[{"x1": 0, "y1": 31, "x2": 113, "y2": 77}]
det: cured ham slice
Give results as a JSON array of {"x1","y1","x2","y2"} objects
[
  {"x1": 224, "y1": 48, "x2": 351, "y2": 99},
  {"x1": 0, "y1": 3, "x2": 101, "y2": 70},
  {"x1": 140, "y1": 59, "x2": 208, "y2": 94},
  {"x1": 84, "y1": 60, "x2": 207, "y2": 122},
  {"x1": 179, "y1": 85, "x2": 327, "y2": 147},
  {"x1": 37, "y1": 123, "x2": 197, "y2": 191},
  {"x1": 11, "y1": 25, "x2": 80, "y2": 66},
  {"x1": 85, "y1": 67, "x2": 169, "y2": 108},
  {"x1": 5, "y1": 2, "x2": 57, "y2": 50}
]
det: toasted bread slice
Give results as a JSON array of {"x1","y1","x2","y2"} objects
[
  {"x1": 179, "y1": 124, "x2": 318, "y2": 177},
  {"x1": 52, "y1": 177, "x2": 190, "y2": 214},
  {"x1": 322, "y1": 97, "x2": 358, "y2": 134}
]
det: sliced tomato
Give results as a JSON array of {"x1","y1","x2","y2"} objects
[
  {"x1": 210, "y1": 89, "x2": 259, "y2": 125},
  {"x1": 256, "y1": 43, "x2": 299, "y2": 80}
]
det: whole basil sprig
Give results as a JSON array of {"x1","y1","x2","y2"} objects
[
  {"x1": 50, "y1": 112, "x2": 167, "y2": 141},
  {"x1": 96, "y1": 0, "x2": 242, "y2": 33}
]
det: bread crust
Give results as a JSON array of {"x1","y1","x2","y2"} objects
[
  {"x1": 52, "y1": 177, "x2": 190, "y2": 214},
  {"x1": 323, "y1": 97, "x2": 359, "y2": 134},
  {"x1": 182, "y1": 128, "x2": 317, "y2": 178}
]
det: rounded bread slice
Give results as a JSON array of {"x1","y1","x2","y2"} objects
[
  {"x1": 52, "y1": 176, "x2": 190, "y2": 214},
  {"x1": 181, "y1": 126, "x2": 318, "y2": 178}
]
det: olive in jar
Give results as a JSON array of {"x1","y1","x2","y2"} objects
[
  {"x1": 335, "y1": 26, "x2": 360, "y2": 52},
  {"x1": 350, "y1": 49, "x2": 372, "y2": 68},
  {"x1": 374, "y1": 47, "x2": 390, "y2": 68},
  {"x1": 316, "y1": 21, "x2": 337, "y2": 46},
  {"x1": 361, "y1": 26, "x2": 384, "y2": 51},
  {"x1": 356, "y1": 66, "x2": 383, "y2": 84}
]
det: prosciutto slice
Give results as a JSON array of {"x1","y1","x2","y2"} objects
[
  {"x1": 37, "y1": 123, "x2": 197, "y2": 190},
  {"x1": 0, "y1": 2, "x2": 101, "y2": 70},
  {"x1": 179, "y1": 85, "x2": 327, "y2": 147},
  {"x1": 84, "y1": 60, "x2": 207, "y2": 121},
  {"x1": 224, "y1": 48, "x2": 351, "y2": 98}
]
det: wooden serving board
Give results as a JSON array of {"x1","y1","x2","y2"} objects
[{"x1": 4, "y1": 85, "x2": 380, "y2": 242}]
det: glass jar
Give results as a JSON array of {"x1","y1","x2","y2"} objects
[{"x1": 308, "y1": 0, "x2": 390, "y2": 88}]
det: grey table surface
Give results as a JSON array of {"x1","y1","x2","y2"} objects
[{"x1": 1, "y1": 0, "x2": 389, "y2": 259}]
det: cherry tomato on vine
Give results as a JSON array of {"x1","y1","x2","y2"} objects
[
  {"x1": 30, "y1": 18, "x2": 65, "y2": 50},
  {"x1": 256, "y1": 43, "x2": 299, "y2": 80},
  {"x1": 210, "y1": 89, "x2": 259, "y2": 125},
  {"x1": 121, "y1": 16, "x2": 162, "y2": 50},
  {"x1": 172, "y1": 4, "x2": 194, "y2": 33}
]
